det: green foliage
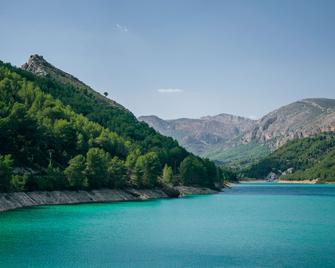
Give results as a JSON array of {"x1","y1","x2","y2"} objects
[
  {"x1": 221, "y1": 167, "x2": 237, "y2": 182},
  {"x1": 94, "y1": 130, "x2": 128, "y2": 159},
  {"x1": 125, "y1": 148, "x2": 141, "y2": 170},
  {"x1": 10, "y1": 175, "x2": 28, "y2": 191},
  {"x1": 64, "y1": 155, "x2": 88, "y2": 189},
  {"x1": 179, "y1": 156, "x2": 226, "y2": 188},
  {"x1": 85, "y1": 148, "x2": 110, "y2": 188},
  {"x1": 107, "y1": 157, "x2": 128, "y2": 188},
  {"x1": 134, "y1": 152, "x2": 161, "y2": 188},
  {"x1": 0, "y1": 60, "x2": 225, "y2": 192},
  {"x1": 162, "y1": 164, "x2": 173, "y2": 184},
  {"x1": 205, "y1": 141, "x2": 270, "y2": 169},
  {"x1": 14, "y1": 63, "x2": 187, "y2": 166},
  {"x1": 243, "y1": 133, "x2": 335, "y2": 182},
  {"x1": 0, "y1": 154, "x2": 13, "y2": 191},
  {"x1": 43, "y1": 165, "x2": 67, "y2": 190}
]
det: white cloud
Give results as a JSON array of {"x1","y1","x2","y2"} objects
[
  {"x1": 157, "y1": 88, "x2": 184, "y2": 94},
  {"x1": 248, "y1": 115, "x2": 258, "y2": 120},
  {"x1": 115, "y1": 24, "x2": 128, "y2": 32}
]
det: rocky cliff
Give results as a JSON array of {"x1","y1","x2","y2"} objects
[{"x1": 242, "y1": 98, "x2": 335, "y2": 149}]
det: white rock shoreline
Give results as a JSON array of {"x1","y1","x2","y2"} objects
[{"x1": 0, "y1": 187, "x2": 218, "y2": 213}]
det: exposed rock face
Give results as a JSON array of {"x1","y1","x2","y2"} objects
[
  {"x1": 242, "y1": 98, "x2": 335, "y2": 149},
  {"x1": 21, "y1": 54, "x2": 126, "y2": 110},
  {"x1": 140, "y1": 98, "x2": 335, "y2": 164},
  {"x1": 0, "y1": 186, "x2": 218, "y2": 212},
  {"x1": 0, "y1": 189, "x2": 169, "y2": 212},
  {"x1": 174, "y1": 186, "x2": 218, "y2": 195},
  {"x1": 139, "y1": 114, "x2": 255, "y2": 156}
]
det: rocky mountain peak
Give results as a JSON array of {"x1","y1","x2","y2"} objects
[
  {"x1": 21, "y1": 54, "x2": 51, "y2": 76},
  {"x1": 21, "y1": 55, "x2": 127, "y2": 110},
  {"x1": 22, "y1": 54, "x2": 83, "y2": 83}
]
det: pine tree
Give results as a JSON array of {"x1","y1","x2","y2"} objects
[{"x1": 162, "y1": 164, "x2": 173, "y2": 184}]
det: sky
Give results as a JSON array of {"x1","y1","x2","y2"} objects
[{"x1": 0, "y1": 0, "x2": 334, "y2": 119}]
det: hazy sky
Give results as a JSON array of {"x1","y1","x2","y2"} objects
[{"x1": 0, "y1": 0, "x2": 334, "y2": 119}]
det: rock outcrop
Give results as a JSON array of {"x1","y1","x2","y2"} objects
[
  {"x1": 242, "y1": 98, "x2": 335, "y2": 149},
  {"x1": 0, "y1": 189, "x2": 165, "y2": 212},
  {"x1": 0, "y1": 186, "x2": 218, "y2": 212},
  {"x1": 22, "y1": 54, "x2": 126, "y2": 110},
  {"x1": 174, "y1": 186, "x2": 218, "y2": 195}
]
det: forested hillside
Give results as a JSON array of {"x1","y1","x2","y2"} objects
[
  {"x1": 243, "y1": 133, "x2": 335, "y2": 182},
  {"x1": 0, "y1": 57, "x2": 225, "y2": 192}
]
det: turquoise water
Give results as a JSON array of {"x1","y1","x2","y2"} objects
[{"x1": 0, "y1": 183, "x2": 335, "y2": 268}]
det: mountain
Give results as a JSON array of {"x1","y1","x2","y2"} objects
[
  {"x1": 22, "y1": 55, "x2": 125, "y2": 110},
  {"x1": 139, "y1": 114, "x2": 255, "y2": 156},
  {"x1": 0, "y1": 55, "x2": 225, "y2": 192},
  {"x1": 243, "y1": 132, "x2": 335, "y2": 182},
  {"x1": 140, "y1": 98, "x2": 335, "y2": 167},
  {"x1": 242, "y1": 98, "x2": 335, "y2": 149},
  {"x1": 19, "y1": 54, "x2": 182, "y2": 151}
]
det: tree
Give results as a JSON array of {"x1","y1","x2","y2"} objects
[
  {"x1": 43, "y1": 165, "x2": 67, "y2": 190},
  {"x1": 11, "y1": 175, "x2": 28, "y2": 191},
  {"x1": 53, "y1": 119, "x2": 77, "y2": 159},
  {"x1": 107, "y1": 157, "x2": 128, "y2": 188},
  {"x1": 125, "y1": 149, "x2": 141, "y2": 170},
  {"x1": 103, "y1": 92, "x2": 108, "y2": 97},
  {"x1": 85, "y1": 148, "x2": 110, "y2": 188},
  {"x1": 202, "y1": 158, "x2": 217, "y2": 187},
  {"x1": 0, "y1": 154, "x2": 13, "y2": 191},
  {"x1": 134, "y1": 152, "x2": 161, "y2": 188},
  {"x1": 179, "y1": 156, "x2": 206, "y2": 186},
  {"x1": 162, "y1": 164, "x2": 173, "y2": 184},
  {"x1": 64, "y1": 155, "x2": 88, "y2": 189},
  {"x1": 94, "y1": 131, "x2": 128, "y2": 158}
]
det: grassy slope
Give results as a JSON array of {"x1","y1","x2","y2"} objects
[{"x1": 205, "y1": 141, "x2": 270, "y2": 169}]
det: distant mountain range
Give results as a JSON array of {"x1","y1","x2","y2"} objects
[
  {"x1": 139, "y1": 98, "x2": 335, "y2": 166},
  {"x1": 139, "y1": 113, "x2": 254, "y2": 156}
]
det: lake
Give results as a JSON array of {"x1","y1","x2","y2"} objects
[{"x1": 0, "y1": 183, "x2": 335, "y2": 267}]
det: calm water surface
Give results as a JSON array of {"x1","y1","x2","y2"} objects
[{"x1": 0, "y1": 183, "x2": 335, "y2": 267}]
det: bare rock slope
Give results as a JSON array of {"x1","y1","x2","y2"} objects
[
  {"x1": 140, "y1": 98, "x2": 335, "y2": 164},
  {"x1": 139, "y1": 114, "x2": 255, "y2": 156},
  {"x1": 243, "y1": 98, "x2": 335, "y2": 149},
  {"x1": 0, "y1": 187, "x2": 218, "y2": 212}
]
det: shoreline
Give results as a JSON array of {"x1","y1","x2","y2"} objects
[
  {"x1": 238, "y1": 180, "x2": 268, "y2": 183},
  {"x1": 0, "y1": 186, "x2": 218, "y2": 213},
  {"x1": 237, "y1": 179, "x2": 332, "y2": 184},
  {"x1": 278, "y1": 179, "x2": 319, "y2": 184}
]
